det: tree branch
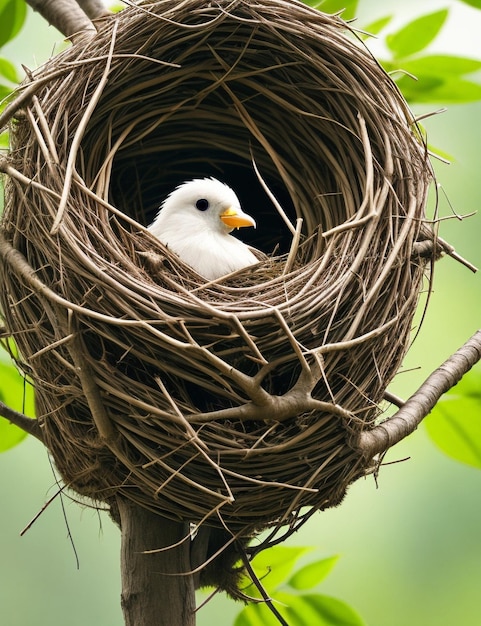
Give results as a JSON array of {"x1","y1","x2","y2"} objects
[
  {"x1": 359, "y1": 330, "x2": 481, "y2": 458},
  {"x1": 25, "y1": 0, "x2": 110, "y2": 42},
  {"x1": 0, "y1": 401, "x2": 43, "y2": 442},
  {"x1": 76, "y1": 0, "x2": 111, "y2": 21}
]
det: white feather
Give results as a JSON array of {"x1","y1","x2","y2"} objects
[{"x1": 148, "y1": 178, "x2": 259, "y2": 280}]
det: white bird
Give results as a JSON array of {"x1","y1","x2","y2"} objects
[{"x1": 148, "y1": 178, "x2": 259, "y2": 280}]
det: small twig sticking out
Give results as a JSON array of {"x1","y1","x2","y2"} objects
[
  {"x1": 20, "y1": 486, "x2": 67, "y2": 535},
  {"x1": 435, "y1": 235, "x2": 478, "y2": 273},
  {"x1": 359, "y1": 330, "x2": 481, "y2": 458}
]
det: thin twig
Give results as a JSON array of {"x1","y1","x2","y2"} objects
[{"x1": 239, "y1": 548, "x2": 289, "y2": 626}]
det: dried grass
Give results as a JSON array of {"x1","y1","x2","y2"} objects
[{"x1": 1, "y1": 0, "x2": 435, "y2": 540}]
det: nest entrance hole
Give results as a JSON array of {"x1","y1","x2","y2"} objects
[{"x1": 109, "y1": 146, "x2": 296, "y2": 254}]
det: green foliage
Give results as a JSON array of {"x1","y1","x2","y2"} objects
[
  {"x1": 289, "y1": 556, "x2": 339, "y2": 590},
  {"x1": 0, "y1": 0, "x2": 27, "y2": 48},
  {"x1": 0, "y1": 360, "x2": 35, "y2": 452},
  {"x1": 425, "y1": 367, "x2": 481, "y2": 469},
  {"x1": 395, "y1": 74, "x2": 481, "y2": 104},
  {"x1": 459, "y1": 0, "x2": 481, "y2": 8},
  {"x1": 318, "y1": 0, "x2": 358, "y2": 20},
  {"x1": 385, "y1": 9, "x2": 449, "y2": 59},
  {"x1": 361, "y1": 8, "x2": 481, "y2": 105},
  {"x1": 360, "y1": 15, "x2": 393, "y2": 37},
  {"x1": 0, "y1": 56, "x2": 19, "y2": 83},
  {"x1": 234, "y1": 547, "x2": 366, "y2": 626}
]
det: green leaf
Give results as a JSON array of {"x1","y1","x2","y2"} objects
[
  {"x1": 0, "y1": 57, "x2": 19, "y2": 83},
  {"x1": 239, "y1": 546, "x2": 313, "y2": 597},
  {"x1": 0, "y1": 130, "x2": 9, "y2": 149},
  {"x1": 0, "y1": 361, "x2": 35, "y2": 452},
  {"x1": 317, "y1": 0, "x2": 359, "y2": 20},
  {"x1": 276, "y1": 593, "x2": 366, "y2": 626},
  {"x1": 0, "y1": 83, "x2": 12, "y2": 101},
  {"x1": 458, "y1": 0, "x2": 481, "y2": 8},
  {"x1": 360, "y1": 15, "x2": 393, "y2": 38},
  {"x1": 427, "y1": 143, "x2": 454, "y2": 164},
  {"x1": 425, "y1": 368, "x2": 481, "y2": 468},
  {"x1": 288, "y1": 556, "x2": 340, "y2": 590},
  {"x1": 234, "y1": 601, "x2": 284, "y2": 626},
  {"x1": 386, "y1": 9, "x2": 449, "y2": 59},
  {"x1": 395, "y1": 74, "x2": 481, "y2": 104},
  {"x1": 400, "y1": 55, "x2": 481, "y2": 77},
  {"x1": 0, "y1": 0, "x2": 28, "y2": 48}
]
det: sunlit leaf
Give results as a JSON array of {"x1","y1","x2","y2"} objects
[
  {"x1": 427, "y1": 143, "x2": 454, "y2": 164},
  {"x1": 0, "y1": 57, "x2": 19, "y2": 83},
  {"x1": 239, "y1": 546, "x2": 313, "y2": 597},
  {"x1": 425, "y1": 368, "x2": 481, "y2": 469},
  {"x1": 234, "y1": 547, "x2": 365, "y2": 625},
  {"x1": 386, "y1": 9, "x2": 449, "y2": 58},
  {"x1": 288, "y1": 556, "x2": 340, "y2": 590},
  {"x1": 0, "y1": 361, "x2": 35, "y2": 452},
  {"x1": 234, "y1": 601, "x2": 285, "y2": 626},
  {"x1": 360, "y1": 15, "x2": 393, "y2": 38},
  {"x1": 395, "y1": 75, "x2": 481, "y2": 103},
  {"x1": 0, "y1": 83, "x2": 12, "y2": 101},
  {"x1": 317, "y1": 0, "x2": 358, "y2": 20},
  {"x1": 399, "y1": 55, "x2": 481, "y2": 77},
  {"x1": 107, "y1": 2, "x2": 126, "y2": 12},
  {"x1": 458, "y1": 0, "x2": 481, "y2": 8},
  {"x1": 0, "y1": 0, "x2": 28, "y2": 48},
  {"x1": 0, "y1": 131, "x2": 9, "y2": 149},
  {"x1": 275, "y1": 593, "x2": 366, "y2": 625}
]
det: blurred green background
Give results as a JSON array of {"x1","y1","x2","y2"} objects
[{"x1": 1, "y1": 1, "x2": 480, "y2": 625}]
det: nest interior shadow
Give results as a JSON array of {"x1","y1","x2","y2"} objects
[{"x1": 0, "y1": 0, "x2": 434, "y2": 539}]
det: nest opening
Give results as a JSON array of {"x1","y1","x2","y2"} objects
[{"x1": 1, "y1": 0, "x2": 434, "y2": 542}]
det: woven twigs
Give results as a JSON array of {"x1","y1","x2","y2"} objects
[{"x1": 0, "y1": 0, "x2": 433, "y2": 538}]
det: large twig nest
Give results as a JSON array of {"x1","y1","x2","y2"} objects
[{"x1": 0, "y1": 0, "x2": 434, "y2": 539}]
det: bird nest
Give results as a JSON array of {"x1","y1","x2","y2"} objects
[{"x1": 1, "y1": 0, "x2": 435, "y2": 541}]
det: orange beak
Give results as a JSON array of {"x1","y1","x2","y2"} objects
[{"x1": 220, "y1": 207, "x2": 256, "y2": 229}]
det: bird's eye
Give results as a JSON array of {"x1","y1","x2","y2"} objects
[{"x1": 196, "y1": 199, "x2": 209, "y2": 211}]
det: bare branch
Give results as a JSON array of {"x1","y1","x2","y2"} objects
[
  {"x1": 76, "y1": 0, "x2": 112, "y2": 21},
  {"x1": 0, "y1": 401, "x2": 43, "y2": 442},
  {"x1": 359, "y1": 330, "x2": 481, "y2": 458},
  {"x1": 25, "y1": 0, "x2": 95, "y2": 41}
]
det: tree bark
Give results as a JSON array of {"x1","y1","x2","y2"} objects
[
  {"x1": 25, "y1": 0, "x2": 111, "y2": 41},
  {"x1": 359, "y1": 329, "x2": 481, "y2": 458},
  {"x1": 117, "y1": 498, "x2": 196, "y2": 626}
]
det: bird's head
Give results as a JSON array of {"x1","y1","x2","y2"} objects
[{"x1": 152, "y1": 178, "x2": 256, "y2": 236}]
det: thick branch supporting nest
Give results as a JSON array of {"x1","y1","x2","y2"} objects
[
  {"x1": 25, "y1": 0, "x2": 111, "y2": 42},
  {"x1": 0, "y1": 0, "x2": 478, "y2": 583}
]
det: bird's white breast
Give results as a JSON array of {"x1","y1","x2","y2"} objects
[{"x1": 160, "y1": 226, "x2": 258, "y2": 280}]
